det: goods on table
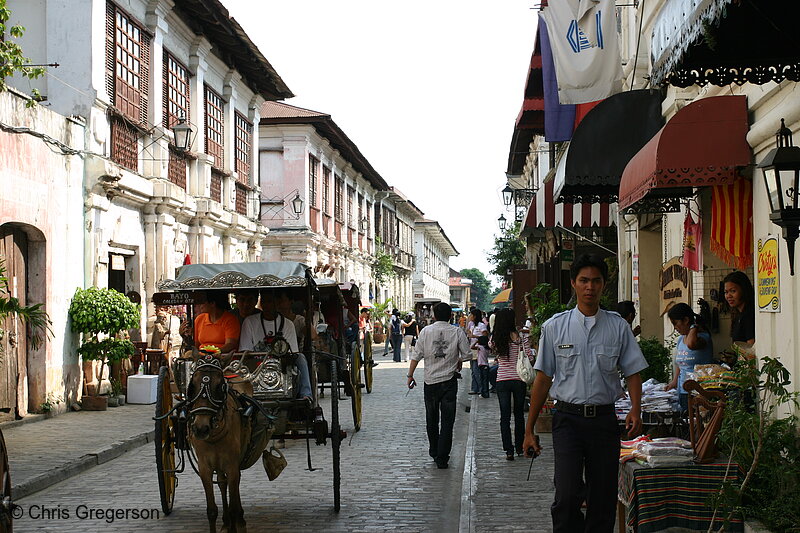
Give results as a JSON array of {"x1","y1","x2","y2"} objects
[
  {"x1": 622, "y1": 437, "x2": 694, "y2": 467},
  {"x1": 692, "y1": 364, "x2": 738, "y2": 389},
  {"x1": 616, "y1": 379, "x2": 677, "y2": 420}
]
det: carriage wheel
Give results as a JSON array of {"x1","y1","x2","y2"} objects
[
  {"x1": 350, "y1": 344, "x2": 362, "y2": 432},
  {"x1": 0, "y1": 429, "x2": 13, "y2": 533},
  {"x1": 363, "y1": 333, "x2": 374, "y2": 394},
  {"x1": 330, "y1": 358, "x2": 341, "y2": 512},
  {"x1": 155, "y1": 366, "x2": 177, "y2": 515}
]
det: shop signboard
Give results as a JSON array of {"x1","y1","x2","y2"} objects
[
  {"x1": 757, "y1": 235, "x2": 780, "y2": 312},
  {"x1": 659, "y1": 256, "x2": 690, "y2": 315},
  {"x1": 561, "y1": 239, "x2": 574, "y2": 262}
]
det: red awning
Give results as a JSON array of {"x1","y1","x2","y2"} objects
[{"x1": 618, "y1": 95, "x2": 751, "y2": 211}]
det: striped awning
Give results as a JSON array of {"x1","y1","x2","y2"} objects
[{"x1": 523, "y1": 179, "x2": 617, "y2": 235}]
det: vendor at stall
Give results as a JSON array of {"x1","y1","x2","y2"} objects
[
  {"x1": 724, "y1": 271, "x2": 755, "y2": 349},
  {"x1": 665, "y1": 303, "x2": 713, "y2": 411}
]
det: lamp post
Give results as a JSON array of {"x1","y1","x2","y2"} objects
[
  {"x1": 502, "y1": 184, "x2": 514, "y2": 207},
  {"x1": 171, "y1": 115, "x2": 193, "y2": 152},
  {"x1": 758, "y1": 118, "x2": 800, "y2": 275},
  {"x1": 497, "y1": 214, "x2": 507, "y2": 231}
]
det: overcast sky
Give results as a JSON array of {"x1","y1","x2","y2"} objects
[{"x1": 223, "y1": 1, "x2": 537, "y2": 286}]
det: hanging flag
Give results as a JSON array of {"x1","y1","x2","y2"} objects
[
  {"x1": 541, "y1": 0, "x2": 623, "y2": 105},
  {"x1": 710, "y1": 180, "x2": 753, "y2": 270},
  {"x1": 540, "y1": 16, "x2": 576, "y2": 142},
  {"x1": 682, "y1": 212, "x2": 703, "y2": 272}
]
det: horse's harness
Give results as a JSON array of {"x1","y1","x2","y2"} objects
[{"x1": 187, "y1": 355, "x2": 230, "y2": 433}]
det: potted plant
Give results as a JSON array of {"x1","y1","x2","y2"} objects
[
  {"x1": 68, "y1": 287, "x2": 140, "y2": 411},
  {"x1": 39, "y1": 393, "x2": 62, "y2": 418},
  {"x1": 370, "y1": 298, "x2": 392, "y2": 344}
]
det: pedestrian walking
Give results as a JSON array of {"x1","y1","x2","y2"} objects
[
  {"x1": 381, "y1": 309, "x2": 392, "y2": 356},
  {"x1": 401, "y1": 312, "x2": 418, "y2": 362},
  {"x1": 491, "y1": 308, "x2": 535, "y2": 460},
  {"x1": 390, "y1": 308, "x2": 403, "y2": 362},
  {"x1": 407, "y1": 302, "x2": 472, "y2": 469},
  {"x1": 475, "y1": 335, "x2": 490, "y2": 397},
  {"x1": 524, "y1": 254, "x2": 647, "y2": 533},
  {"x1": 467, "y1": 309, "x2": 487, "y2": 395}
]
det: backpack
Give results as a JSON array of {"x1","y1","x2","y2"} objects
[{"x1": 391, "y1": 316, "x2": 401, "y2": 335}]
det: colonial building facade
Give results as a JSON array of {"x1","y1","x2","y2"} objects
[
  {"x1": 4, "y1": 0, "x2": 291, "y2": 409},
  {"x1": 258, "y1": 102, "x2": 388, "y2": 303},
  {"x1": 413, "y1": 220, "x2": 458, "y2": 304}
]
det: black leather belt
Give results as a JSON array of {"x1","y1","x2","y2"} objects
[{"x1": 555, "y1": 401, "x2": 615, "y2": 418}]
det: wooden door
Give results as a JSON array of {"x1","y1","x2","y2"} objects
[{"x1": 0, "y1": 225, "x2": 28, "y2": 414}]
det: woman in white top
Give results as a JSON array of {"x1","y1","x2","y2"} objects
[{"x1": 467, "y1": 309, "x2": 488, "y2": 395}]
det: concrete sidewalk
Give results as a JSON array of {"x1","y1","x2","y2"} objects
[
  {"x1": 463, "y1": 388, "x2": 556, "y2": 532},
  {"x1": 2, "y1": 403, "x2": 155, "y2": 499}
]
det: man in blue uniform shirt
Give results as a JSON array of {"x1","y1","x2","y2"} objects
[{"x1": 524, "y1": 254, "x2": 647, "y2": 533}]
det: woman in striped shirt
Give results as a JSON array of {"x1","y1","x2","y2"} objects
[{"x1": 491, "y1": 308, "x2": 535, "y2": 460}]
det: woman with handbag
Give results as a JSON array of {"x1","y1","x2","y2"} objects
[{"x1": 491, "y1": 308, "x2": 535, "y2": 460}]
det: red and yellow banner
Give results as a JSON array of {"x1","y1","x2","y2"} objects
[{"x1": 710, "y1": 179, "x2": 753, "y2": 270}]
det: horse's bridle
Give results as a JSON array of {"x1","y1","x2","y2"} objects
[{"x1": 187, "y1": 355, "x2": 229, "y2": 433}]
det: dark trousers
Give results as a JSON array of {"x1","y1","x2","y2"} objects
[
  {"x1": 391, "y1": 333, "x2": 403, "y2": 362},
  {"x1": 551, "y1": 410, "x2": 620, "y2": 533},
  {"x1": 424, "y1": 376, "x2": 458, "y2": 465},
  {"x1": 496, "y1": 379, "x2": 527, "y2": 454},
  {"x1": 478, "y1": 365, "x2": 489, "y2": 396},
  {"x1": 488, "y1": 364, "x2": 498, "y2": 390}
]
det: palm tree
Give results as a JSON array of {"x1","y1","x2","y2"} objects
[{"x1": 0, "y1": 258, "x2": 52, "y2": 354}]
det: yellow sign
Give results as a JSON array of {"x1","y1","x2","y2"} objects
[
  {"x1": 757, "y1": 235, "x2": 780, "y2": 312},
  {"x1": 659, "y1": 256, "x2": 690, "y2": 315}
]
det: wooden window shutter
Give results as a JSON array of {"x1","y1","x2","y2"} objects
[
  {"x1": 139, "y1": 32, "x2": 150, "y2": 125},
  {"x1": 105, "y1": 1, "x2": 115, "y2": 103}
]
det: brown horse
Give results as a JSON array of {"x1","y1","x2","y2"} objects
[{"x1": 187, "y1": 355, "x2": 252, "y2": 533}]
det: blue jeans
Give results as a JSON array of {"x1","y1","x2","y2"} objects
[
  {"x1": 470, "y1": 360, "x2": 480, "y2": 393},
  {"x1": 496, "y1": 379, "x2": 527, "y2": 454},
  {"x1": 391, "y1": 334, "x2": 403, "y2": 362},
  {"x1": 293, "y1": 353, "x2": 312, "y2": 398},
  {"x1": 383, "y1": 334, "x2": 391, "y2": 355}
]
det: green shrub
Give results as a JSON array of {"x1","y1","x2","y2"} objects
[
  {"x1": 636, "y1": 336, "x2": 671, "y2": 384},
  {"x1": 68, "y1": 287, "x2": 140, "y2": 392}
]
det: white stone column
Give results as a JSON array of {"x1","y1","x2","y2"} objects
[{"x1": 188, "y1": 37, "x2": 212, "y2": 197}]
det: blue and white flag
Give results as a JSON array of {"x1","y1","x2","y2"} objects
[{"x1": 541, "y1": 0, "x2": 623, "y2": 104}]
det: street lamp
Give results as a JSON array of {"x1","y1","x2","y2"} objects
[
  {"x1": 171, "y1": 115, "x2": 194, "y2": 152},
  {"x1": 359, "y1": 216, "x2": 368, "y2": 232},
  {"x1": 497, "y1": 214, "x2": 507, "y2": 231},
  {"x1": 502, "y1": 183, "x2": 514, "y2": 207},
  {"x1": 758, "y1": 118, "x2": 800, "y2": 275},
  {"x1": 291, "y1": 193, "x2": 305, "y2": 216}
]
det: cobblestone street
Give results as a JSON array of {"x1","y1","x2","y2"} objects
[{"x1": 11, "y1": 357, "x2": 561, "y2": 532}]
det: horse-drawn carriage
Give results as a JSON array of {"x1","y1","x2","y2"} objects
[{"x1": 152, "y1": 261, "x2": 373, "y2": 530}]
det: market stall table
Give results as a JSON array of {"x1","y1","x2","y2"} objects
[{"x1": 617, "y1": 457, "x2": 743, "y2": 533}]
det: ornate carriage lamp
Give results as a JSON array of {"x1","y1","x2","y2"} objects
[
  {"x1": 758, "y1": 118, "x2": 800, "y2": 275},
  {"x1": 291, "y1": 193, "x2": 305, "y2": 216},
  {"x1": 502, "y1": 183, "x2": 514, "y2": 207},
  {"x1": 498, "y1": 214, "x2": 507, "y2": 231},
  {"x1": 171, "y1": 115, "x2": 194, "y2": 152}
]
